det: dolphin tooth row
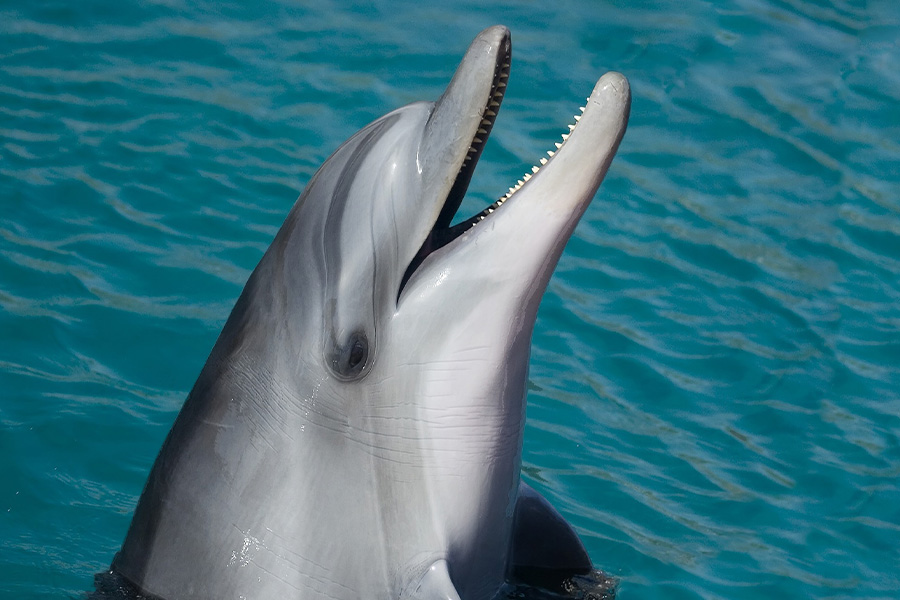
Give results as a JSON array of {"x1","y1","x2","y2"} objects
[
  {"x1": 462, "y1": 59, "x2": 509, "y2": 167},
  {"x1": 493, "y1": 108, "x2": 584, "y2": 204},
  {"x1": 468, "y1": 104, "x2": 583, "y2": 232}
]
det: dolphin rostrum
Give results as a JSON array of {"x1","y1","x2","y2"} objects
[{"x1": 111, "y1": 25, "x2": 630, "y2": 600}]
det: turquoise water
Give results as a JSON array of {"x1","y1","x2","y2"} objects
[{"x1": 2, "y1": 0, "x2": 899, "y2": 598}]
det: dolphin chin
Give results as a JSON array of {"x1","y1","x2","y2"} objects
[{"x1": 111, "y1": 25, "x2": 630, "y2": 600}]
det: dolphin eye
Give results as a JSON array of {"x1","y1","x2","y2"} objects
[
  {"x1": 329, "y1": 331, "x2": 370, "y2": 380},
  {"x1": 348, "y1": 337, "x2": 366, "y2": 370}
]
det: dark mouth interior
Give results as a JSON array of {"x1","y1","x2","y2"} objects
[{"x1": 398, "y1": 43, "x2": 512, "y2": 298}]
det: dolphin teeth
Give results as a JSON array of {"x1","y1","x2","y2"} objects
[
  {"x1": 494, "y1": 104, "x2": 577, "y2": 209},
  {"x1": 462, "y1": 70, "x2": 594, "y2": 235}
]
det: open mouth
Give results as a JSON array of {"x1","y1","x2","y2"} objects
[{"x1": 398, "y1": 42, "x2": 585, "y2": 298}]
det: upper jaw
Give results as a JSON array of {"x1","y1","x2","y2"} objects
[
  {"x1": 418, "y1": 25, "x2": 510, "y2": 209},
  {"x1": 401, "y1": 25, "x2": 511, "y2": 295}
]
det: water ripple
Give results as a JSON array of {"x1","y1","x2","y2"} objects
[{"x1": 2, "y1": 1, "x2": 900, "y2": 599}]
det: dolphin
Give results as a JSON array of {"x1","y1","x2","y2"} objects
[{"x1": 111, "y1": 25, "x2": 630, "y2": 600}]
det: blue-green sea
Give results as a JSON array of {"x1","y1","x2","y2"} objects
[{"x1": 2, "y1": 0, "x2": 899, "y2": 598}]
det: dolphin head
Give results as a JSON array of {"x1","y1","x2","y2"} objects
[
  {"x1": 114, "y1": 25, "x2": 630, "y2": 600},
  {"x1": 248, "y1": 27, "x2": 516, "y2": 383},
  {"x1": 241, "y1": 24, "x2": 628, "y2": 404}
]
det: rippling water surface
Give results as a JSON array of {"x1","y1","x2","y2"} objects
[{"x1": 2, "y1": 1, "x2": 899, "y2": 598}]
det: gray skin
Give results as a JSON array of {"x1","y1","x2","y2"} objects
[{"x1": 112, "y1": 26, "x2": 630, "y2": 600}]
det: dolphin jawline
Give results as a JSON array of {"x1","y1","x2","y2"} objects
[{"x1": 398, "y1": 28, "x2": 630, "y2": 306}]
